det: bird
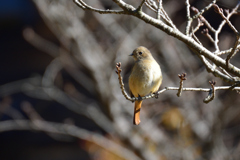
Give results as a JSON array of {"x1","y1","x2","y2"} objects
[{"x1": 129, "y1": 46, "x2": 162, "y2": 125}]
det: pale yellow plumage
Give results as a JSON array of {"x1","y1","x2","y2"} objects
[{"x1": 129, "y1": 46, "x2": 162, "y2": 125}]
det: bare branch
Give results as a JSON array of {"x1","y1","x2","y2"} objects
[
  {"x1": 214, "y1": 2, "x2": 240, "y2": 54},
  {"x1": 190, "y1": 18, "x2": 204, "y2": 37},
  {"x1": 177, "y1": 73, "x2": 187, "y2": 97},
  {"x1": 74, "y1": 0, "x2": 125, "y2": 14},
  {"x1": 201, "y1": 28, "x2": 215, "y2": 44},
  {"x1": 213, "y1": 3, "x2": 239, "y2": 35},
  {"x1": 218, "y1": 44, "x2": 240, "y2": 55},
  {"x1": 185, "y1": 0, "x2": 192, "y2": 35},
  {"x1": 145, "y1": 0, "x2": 158, "y2": 10},
  {"x1": 203, "y1": 80, "x2": 216, "y2": 103},
  {"x1": 137, "y1": 0, "x2": 146, "y2": 11},
  {"x1": 115, "y1": 62, "x2": 133, "y2": 101},
  {"x1": 191, "y1": 28, "x2": 202, "y2": 44},
  {"x1": 73, "y1": 0, "x2": 240, "y2": 79},
  {"x1": 145, "y1": 2, "x2": 157, "y2": 12},
  {"x1": 191, "y1": 7, "x2": 216, "y2": 33},
  {"x1": 226, "y1": 35, "x2": 240, "y2": 68},
  {"x1": 192, "y1": 0, "x2": 217, "y2": 20},
  {"x1": 157, "y1": 0, "x2": 163, "y2": 20},
  {"x1": 116, "y1": 62, "x2": 240, "y2": 102}
]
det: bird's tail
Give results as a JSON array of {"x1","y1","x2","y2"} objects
[{"x1": 133, "y1": 100, "x2": 142, "y2": 125}]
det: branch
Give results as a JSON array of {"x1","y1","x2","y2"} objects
[
  {"x1": 214, "y1": 3, "x2": 240, "y2": 54},
  {"x1": 116, "y1": 62, "x2": 240, "y2": 103},
  {"x1": 213, "y1": 4, "x2": 239, "y2": 35},
  {"x1": 203, "y1": 80, "x2": 216, "y2": 103},
  {"x1": 145, "y1": 0, "x2": 176, "y2": 28},
  {"x1": 201, "y1": 28, "x2": 215, "y2": 44},
  {"x1": 73, "y1": 0, "x2": 240, "y2": 79},
  {"x1": 185, "y1": 0, "x2": 192, "y2": 35},
  {"x1": 191, "y1": 7, "x2": 216, "y2": 33},
  {"x1": 157, "y1": 0, "x2": 162, "y2": 20},
  {"x1": 177, "y1": 73, "x2": 187, "y2": 97},
  {"x1": 145, "y1": 0, "x2": 158, "y2": 10},
  {"x1": 226, "y1": 35, "x2": 240, "y2": 68},
  {"x1": 137, "y1": 0, "x2": 146, "y2": 11},
  {"x1": 114, "y1": 1, "x2": 240, "y2": 77},
  {"x1": 73, "y1": 0, "x2": 125, "y2": 14},
  {"x1": 192, "y1": 0, "x2": 217, "y2": 20}
]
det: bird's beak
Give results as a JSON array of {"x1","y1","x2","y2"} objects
[{"x1": 129, "y1": 53, "x2": 134, "y2": 56}]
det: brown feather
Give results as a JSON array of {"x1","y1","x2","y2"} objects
[{"x1": 133, "y1": 100, "x2": 142, "y2": 125}]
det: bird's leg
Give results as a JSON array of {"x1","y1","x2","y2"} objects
[
  {"x1": 138, "y1": 94, "x2": 143, "y2": 101},
  {"x1": 153, "y1": 91, "x2": 159, "y2": 99}
]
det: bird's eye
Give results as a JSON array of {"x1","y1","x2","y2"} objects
[{"x1": 139, "y1": 52, "x2": 142, "y2": 55}]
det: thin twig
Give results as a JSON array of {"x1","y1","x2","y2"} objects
[
  {"x1": 157, "y1": 0, "x2": 163, "y2": 20},
  {"x1": 191, "y1": 28, "x2": 202, "y2": 45},
  {"x1": 192, "y1": 0, "x2": 217, "y2": 20},
  {"x1": 145, "y1": 2, "x2": 157, "y2": 12},
  {"x1": 226, "y1": 35, "x2": 240, "y2": 68},
  {"x1": 137, "y1": 0, "x2": 146, "y2": 11},
  {"x1": 145, "y1": 0, "x2": 158, "y2": 10},
  {"x1": 145, "y1": 0, "x2": 176, "y2": 28},
  {"x1": 219, "y1": 67, "x2": 235, "y2": 80},
  {"x1": 217, "y1": 44, "x2": 240, "y2": 55},
  {"x1": 160, "y1": 8, "x2": 177, "y2": 29},
  {"x1": 115, "y1": 62, "x2": 133, "y2": 101},
  {"x1": 214, "y1": 2, "x2": 240, "y2": 54},
  {"x1": 190, "y1": 18, "x2": 204, "y2": 37},
  {"x1": 203, "y1": 80, "x2": 216, "y2": 103},
  {"x1": 213, "y1": 4, "x2": 239, "y2": 35},
  {"x1": 201, "y1": 28, "x2": 215, "y2": 44},
  {"x1": 177, "y1": 73, "x2": 187, "y2": 97},
  {"x1": 74, "y1": 0, "x2": 125, "y2": 14},
  {"x1": 191, "y1": 7, "x2": 216, "y2": 33},
  {"x1": 185, "y1": 0, "x2": 192, "y2": 35}
]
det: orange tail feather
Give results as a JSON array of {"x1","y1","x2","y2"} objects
[{"x1": 133, "y1": 100, "x2": 142, "y2": 125}]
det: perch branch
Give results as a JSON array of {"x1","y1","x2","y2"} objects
[{"x1": 116, "y1": 62, "x2": 240, "y2": 102}]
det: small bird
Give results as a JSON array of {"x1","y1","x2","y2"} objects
[{"x1": 129, "y1": 46, "x2": 162, "y2": 125}]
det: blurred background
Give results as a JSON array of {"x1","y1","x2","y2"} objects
[{"x1": 0, "y1": 0, "x2": 240, "y2": 160}]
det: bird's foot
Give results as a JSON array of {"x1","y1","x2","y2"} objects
[
  {"x1": 138, "y1": 94, "x2": 143, "y2": 101},
  {"x1": 154, "y1": 92, "x2": 159, "y2": 99}
]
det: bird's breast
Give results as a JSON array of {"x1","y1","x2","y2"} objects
[{"x1": 129, "y1": 59, "x2": 162, "y2": 97}]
